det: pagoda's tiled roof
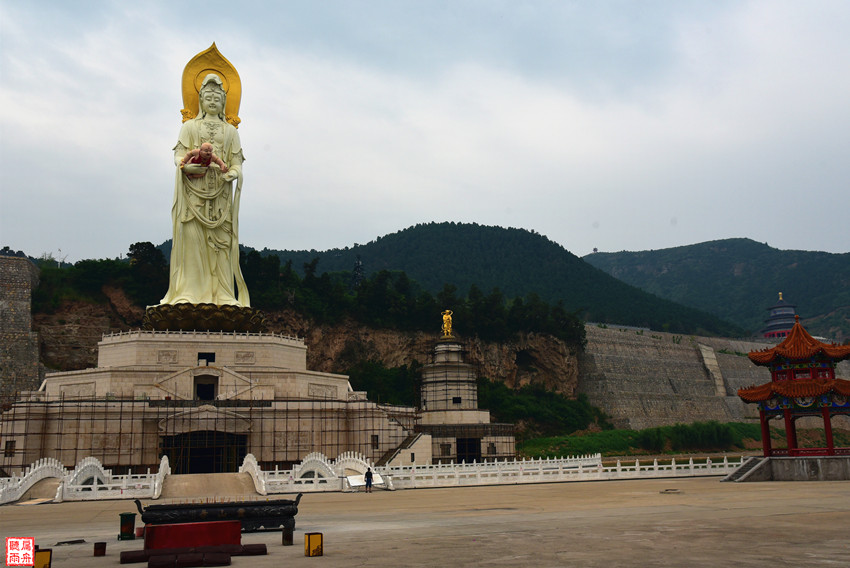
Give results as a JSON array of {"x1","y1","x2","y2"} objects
[
  {"x1": 748, "y1": 316, "x2": 850, "y2": 366},
  {"x1": 738, "y1": 378, "x2": 850, "y2": 403}
]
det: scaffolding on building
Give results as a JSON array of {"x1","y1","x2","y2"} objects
[
  {"x1": 418, "y1": 339, "x2": 516, "y2": 463},
  {"x1": 0, "y1": 391, "x2": 414, "y2": 476},
  {"x1": 1, "y1": 332, "x2": 517, "y2": 477}
]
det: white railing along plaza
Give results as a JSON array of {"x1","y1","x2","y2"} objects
[
  {"x1": 371, "y1": 455, "x2": 743, "y2": 490},
  {"x1": 242, "y1": 453, "x2": 743, "y2": 494},
  {"x1": 58, "y1": 455, "x2": 170, "y2": 502},
  {"x1": 64, "y1": 456, "x2": 171, "y2": 501},
  {"x1": 378, "y1": 454, "x2": 604, "y2": 489},
  {"x1": 0, "y1": 457, "x2": 65, "y2": 504},
  {"x1": 3, "y1": 453, "x2": 745, "y2": 504},
  {"x1": 0, "y1": 456, "x2": 170, "y2": 505},
  {"x1": 598, "y1": 456, "x2": 742, "y2": 480}
]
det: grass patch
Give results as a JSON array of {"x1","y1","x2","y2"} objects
[{"x1": 518, "y1": 421, "x2": 762, "y2": 458}]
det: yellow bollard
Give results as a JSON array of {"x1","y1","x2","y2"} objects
[{"x1": 305, "y1": 532, "x2": 323, "y2": 557}]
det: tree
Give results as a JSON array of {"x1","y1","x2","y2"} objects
[
  {"x1": 126, "y1": 242, "x2": 167, "y2": 305},
  {"x1": 128, "y1": 242, "x2": 166, "y2": 268}
]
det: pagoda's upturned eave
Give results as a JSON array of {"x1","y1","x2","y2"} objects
[
  {"x1": 737, "y1": 377, "x2": 850, "y2": 403},
  {"x1": 749, "y1": 344, "x2": 850, "y2": 366},
  {"x1": 748, "y1": 317, "x2": 850, "y2": 365}
]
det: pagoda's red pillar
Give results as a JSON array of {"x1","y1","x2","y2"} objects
[
  {"x1": 759, "y1": 410, "x2": 771, "y2": 457},
  {"x1": 822, "y1": 407, "x2": 835, "y2": 456},
  {"x1": 783, "y1": 409, "x2": 796, "y2": 455}
]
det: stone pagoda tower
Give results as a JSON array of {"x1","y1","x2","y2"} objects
[{"x1": 416, "y1": 310, "x2": 515, "y2": 463}]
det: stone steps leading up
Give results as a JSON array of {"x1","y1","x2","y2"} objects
[{"x1": 159, "y1": 473, "x2": 258, "y2": 499}]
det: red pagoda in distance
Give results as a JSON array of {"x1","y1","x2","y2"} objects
[
  {"x1": 760, "y1": 292, "x2": 798, "y2": 339},
  {"x1": 739, "y1": 316, "x2": 850, "y2": 457}
]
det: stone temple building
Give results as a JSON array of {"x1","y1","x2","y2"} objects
[{"x1": 0, "y1": 326, "x2": 514, "y2": 476}]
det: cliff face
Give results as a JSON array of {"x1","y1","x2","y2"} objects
[
  {"x1": 32, "y1": 297, "x2": 581, "y2": 397},
  {"x1": 301, "y1": 323, "x2": 580, "y2": 397},
  {"x1": 34, "y1": 287, "x2": 137, "y2": 372}
]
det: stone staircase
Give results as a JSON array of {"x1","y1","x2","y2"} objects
[
  {"x1": 159, "y1": 472, "x2": 259, "y2": 498},
  {"x1": 374, "y1": 433, "x2": 423, "y2": 467},
  {"x1": 721, "y1": 456, "x2": 766, "y2": 482}
]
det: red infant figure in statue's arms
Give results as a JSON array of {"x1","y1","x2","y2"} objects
[{"x1": 181, "y1": 142, "x2": 229, "y2": 178}]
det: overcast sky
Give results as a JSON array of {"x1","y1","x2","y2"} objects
[{"x1": 1, "y1": 0, "x2": 848, "y2": 263}]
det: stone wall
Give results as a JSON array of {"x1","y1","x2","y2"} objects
[
  {"x1": 743, "y1": 457, "x2": 850, "y2": 481},
  {"x1": 578, "y1": 325, "x2": 776, "y2": 429},
  {"x1": 0, "y1": 255, "x2": 41, "y2": 401}
]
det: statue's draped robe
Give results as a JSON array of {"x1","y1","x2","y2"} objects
[{"x1": 160, "y1": 117, "x2": 250, "y2": 307}]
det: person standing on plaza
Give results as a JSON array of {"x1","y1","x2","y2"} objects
[{"x1": 364, "y1": 468, "x2": 373, "y2": 493}]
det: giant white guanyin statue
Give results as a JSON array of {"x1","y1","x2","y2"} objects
[
  {"x1": 159, "y1": 72, "x2": 249, "y2": 307},
  {"x1": 146, "y1": 45, "x2": 262, "y2": 332}
]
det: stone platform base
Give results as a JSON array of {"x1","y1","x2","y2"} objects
[
  {"x1": 143, "y1": 304, "x2": 266, "y2": 333},
  {"x1": 743, "y1": 456, "x2": 850, "y2": 481}
]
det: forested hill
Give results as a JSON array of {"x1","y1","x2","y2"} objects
[
  {"x1": 583, "y1": 238, "x2": 850, "y2": 339},
  {"x1": 254, "y1": 222, "x2": 743, "y2": 337}
]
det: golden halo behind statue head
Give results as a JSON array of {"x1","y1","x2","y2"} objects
[{"x1": 181, "y1": 43, "x2": 242, "y2": 128}]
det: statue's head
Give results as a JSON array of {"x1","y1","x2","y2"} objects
[{"x1": 198, "y1": 74, "x2": 227, "y2": 120}]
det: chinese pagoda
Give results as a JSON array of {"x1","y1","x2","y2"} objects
[{"x1": 738, "y1": 316, "x2": 850, "y2": 456}]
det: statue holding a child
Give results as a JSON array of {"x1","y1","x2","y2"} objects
[{"x1": 145, "y1": 45, "x2": 263, "y2": 332}]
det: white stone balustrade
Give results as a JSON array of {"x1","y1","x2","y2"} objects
[
  {"x1": 0, "y1": 457, "x2": 65, "y2": 504},
  {"x1": 2, "y1": 453, "x2": 744, "y2": 504},
  {"x1": 1, "y1": 455, "x2": 171, "y2": 504},
  {"x1": 59, "y1": 456, "x2": 171, "y2": 501},
  {"x1": 246, "y1": 453, "x2": 743, "y2": 494}
]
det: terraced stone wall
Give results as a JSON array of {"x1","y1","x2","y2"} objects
[{"x1": 578, "y1": 325, "x2": 776, "y2": 429}]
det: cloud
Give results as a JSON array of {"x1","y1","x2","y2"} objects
[{"x1": 1, "y1": 1, "x2": 848, "y2": 262}]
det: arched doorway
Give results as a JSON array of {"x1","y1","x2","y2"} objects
[
  {"x1": 158, "y1": 406, "x2": 252, "y2": 474},
  {"x1": 160, "y1": 430, "x2": 247, "y2": 474}
]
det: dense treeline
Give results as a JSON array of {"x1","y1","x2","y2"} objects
[
  {"x1": 32, "y1": 242, "x2": 168, "y2": 312},
  {"x1": 31, "y1": 242, "x2": 586, "y2": 348},
  {"x1": 254, "y1": 222, "x2": 746, "y2": 337},
  {"x1": 240, "y1": 248, "x2": 586, "y2": 345}
]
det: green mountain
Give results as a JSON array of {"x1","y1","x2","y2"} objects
[
  {"x1": 253, "y1": 222, "x2": 744, "y2": 337},
  {"x1": 583, "y1": 238, "x2": 850, "y2": 340}
]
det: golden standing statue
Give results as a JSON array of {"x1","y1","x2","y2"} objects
[{"x1": 441, "y1": 309, "x2": 454, "y2": 338}]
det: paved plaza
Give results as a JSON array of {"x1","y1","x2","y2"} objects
[{"x1": 3, "y1": 476, "x2": 848, "y2": 567}]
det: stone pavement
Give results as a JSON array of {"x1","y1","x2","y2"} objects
[{"x1": 2, "y1": 477, "x2": 848, "y2": 567}]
